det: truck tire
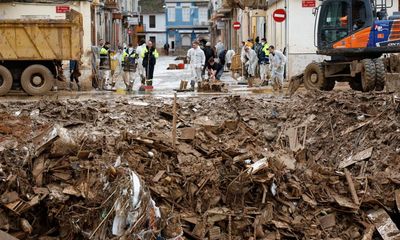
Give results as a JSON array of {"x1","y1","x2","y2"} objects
[
  {"x1": 0, "y1": 66, "x2": 13, "y2": 96},
  {"x1": 374, "y1": 58, "x2": 385, "y2": 91},
  {"x1": 360, "y1": 59, "x2": 376, "y2": 92},
  {"x1": 304, "y1": 62, "x2": 326, "y2": 90},
  {"x1": 21, "y1": 65, "x2": 54, "y2": 95}
]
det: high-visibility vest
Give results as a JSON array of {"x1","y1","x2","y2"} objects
[
  {"x1": 141, "y1": 48, "x2": 159, "y2": 59},
  {"x1": 100, "y1": 47, "x2": 108, "y2": 56},
  {"x1": 262, "y1": 43, "x2": 270, "y2": 56}
]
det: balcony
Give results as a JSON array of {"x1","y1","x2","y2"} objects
[
  {"x1": 135, "y1": 24, "x2": 145, "y2": 33},
  {"x1": 222, "y1": 0, "x2": 268, "y2": 10},
  {"x1": 104, "y1": 0, "x2": 118, "y2": 9}
]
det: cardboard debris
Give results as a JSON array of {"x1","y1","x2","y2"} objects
[
  {"x1": 319, "y1": 213, "x2": 336, "y2": 229},
  {"x1": 179, "y1": 127, "x2": 196, "y2": 140},
  {"x1": 0, "y1": 230, "x2": 19, "y2": 240},
  {"x1": 339, "y1": 147, "x2": 374, "y2": 169}
]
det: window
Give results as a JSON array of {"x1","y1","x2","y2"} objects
[
  {"x1": 319, "y1": 1, "x2": 349, "y2": 45},
  {"x1": 199, "y1": 8, "x2": 208, "y2": 24},
  {"x1": 149, "y1": 15, "x2": 156, "y2": 28},
  {"x1": 168, "y1": 7, "x2": 175, "y2": 22},
  {"x1": 352, "y1": 0, "x2": 367, "y2": 31},
  {"x1": 182, "y1": 7, "x2": 190, "y2": 22}
]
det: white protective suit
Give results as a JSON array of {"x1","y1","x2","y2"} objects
[
  {"x1": 187, "y1": 47, "x2": 206, "y2": 88},
  {"x1": 225, "y1": 50, "x2": 235, "y2": 65},
  {"x1": 135, "y1": 43, "x2": 146, "y2": 81},
  {"x1": 269, "y1": 50, "x2": 287, "y2": 91},
  {"x1": 243, "y1": 48, "x2": 258, "y2": 77}
]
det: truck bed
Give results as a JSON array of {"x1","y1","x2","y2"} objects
[{"x1": 0, "y1": 10, "x2": 83, "y2": 61}]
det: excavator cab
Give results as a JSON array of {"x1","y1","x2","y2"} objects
[
  {"x1": 316, "y1": 0, "x2": 398, "y2": 58},
  {"x1": 318, "y1": 0, "x2": 373, "y2": 50},
  {"x1": 300, "y1": 0, "x2": 400, "y2": 93}
]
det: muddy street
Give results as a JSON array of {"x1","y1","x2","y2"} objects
[{"x1": 0, "y1": 89, "x2": 399, "y2": 239}]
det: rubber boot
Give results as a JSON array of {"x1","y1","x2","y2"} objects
[{"x1": 77, "y1": 83, "x2": 81, "y2": 91}]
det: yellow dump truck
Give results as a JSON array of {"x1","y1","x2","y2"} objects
[{"x1": 0, "y1": 10, "x2": 83, "y2": 95}]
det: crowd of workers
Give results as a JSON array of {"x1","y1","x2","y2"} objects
[
  {"x1": 94, "y1": 39, "x2": 159, "y2": 92},
  {"x1": 68, "y1": 37, "x2": 287, "y2": 93},
  {"x1": 186, "y1": 37, "x2": 287, "y2": 92}
]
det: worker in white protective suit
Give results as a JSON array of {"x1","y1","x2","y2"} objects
[
  {"x1": 243, "y1": 46, "x2": 258, "y2": 81},
  {"x1": 187, "y1": 41, "x2": 206, "y2": 90},
  {"x1": 135, "y1": 39, "x2": 147, "y2": 84},
  {"x1": 268, "y1": 45, "x2": 287, "y2": 93}
]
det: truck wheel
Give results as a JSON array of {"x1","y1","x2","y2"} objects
[
  {"x1": 304, "y1": 62, "x2": 327, "y2": 90},
  {"x1": 360, "y1": 59, "x2": 376, "y2": 92},
  {"x1": 374, "y1": 58, "x2": 385, "y2": 91},
  {"x1": 0, "y1": 66, "x2": 13, "y2": 96},
  {"x1": 21, "y1": 65, "x2": 54, "y2": 95}
]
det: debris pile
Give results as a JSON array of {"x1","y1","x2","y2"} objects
[{"x1": 0, "y1": 91, "x2": 399, "y2": 239}]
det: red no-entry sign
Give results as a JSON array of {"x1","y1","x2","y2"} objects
[
  {"x1": 233, "y1": 21, "x2": 241, "y2": 30},
  {"x1": 273, "y1": 9, "x2": 286, "y2": 22}
]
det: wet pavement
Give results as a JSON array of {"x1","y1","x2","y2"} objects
[{"x1": 0, "y1": 56, "x2": 350, "y2": 102}]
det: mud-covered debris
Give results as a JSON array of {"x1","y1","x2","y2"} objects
[
  {"x1": 367, "y1": 209, "x2": 400, "y2": 240},
  {"x1": 0, "y1": 91, "x2": 399, "y2": 239}
]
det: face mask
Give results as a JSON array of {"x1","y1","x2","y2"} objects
[{"x1": 129, "y1": 47, "x2": 134, "y2": 52}]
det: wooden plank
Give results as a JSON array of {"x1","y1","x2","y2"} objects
[
  {"x1": 172, "y1": 92, "x2": 177, "y2": 148},
  {"x1": 152, "y1": 170, "x2": 166, "y2": 182},
  {"x1": 367, "y1": 209, "x2": 400, "y2": 240},
  {"x1": 344, "y1": 168, "x2": 360, "y2": 205}
]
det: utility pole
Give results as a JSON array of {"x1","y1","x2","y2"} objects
[{"x1": 285, "y1": 0, "x2": 289, "y2": 81}]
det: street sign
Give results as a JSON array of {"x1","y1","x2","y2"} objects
[
  {"x1": 233, "y1": 21, "x2": 241, "y2": 30},
  {"x1": 56, "y1": 5, "x2": 70, "y2": 13},
  {"x1": 273, "y1": 9, "x2": 286, "y2": 22},
  {"x1": 302, "y1": 0, "x2": 316, "y2": 7}
]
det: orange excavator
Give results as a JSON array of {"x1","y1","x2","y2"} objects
[{"x1": 303, "y1": 0, "x2": 400, "y2": 92}]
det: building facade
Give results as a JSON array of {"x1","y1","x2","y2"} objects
[
  {"x1": 165, "y1": 0, "x2": 210, "y2": 54},
  {"x1": 95, "y1": 0, "x2": 140, "y2": 48},
  {"x1": 137, "y1": 0, "x2": 166, "y2": 50}
]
